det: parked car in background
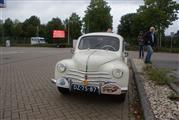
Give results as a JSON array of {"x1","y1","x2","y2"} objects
[{"x1": 51, "y1": 32, "x2": 129, "y2": 100}]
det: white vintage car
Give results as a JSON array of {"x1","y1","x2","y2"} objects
[{"x1": 52, "y1": 32, "x2": 129, "y2": 99}]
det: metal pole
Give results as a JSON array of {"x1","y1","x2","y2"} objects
[
  {"x1": 170, "y1": 32, "x2": 174, "y2": 50},
  {"x1": 159, "y1": 26, "x2": 162, "y2": 48},
  {"x1": 36, "y1": 26, "x2": 39, "y2": 46},
  {"x1": 160, "y1": 31, "x2": 162, "y2": 48},
  {"x1": 171, "y1": 36, "x2": 173, "y2": 49},
  {"x1": 88, "y1": 19, "x2": 89, "y2": 33},
  {"x1": 37, "y1": 26, "x2": 39, "y2": 37},
  {"x1": 68, "y1": 19, "x2": 70, "y2": 45},
  {"x1": 0, "y1": 8, "x2": 3, "y2": 64}
]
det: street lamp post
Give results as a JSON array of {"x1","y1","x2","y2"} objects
[
  {"x1": 87, "y1": 19, "x2": 89, "y2": 33},
  {"x1": 68, "y1": 19, "x2": 70, "y2": 45},
  {"x1": 36, "y1": 26, "x2": 39, "y2": 46},
  {"x1": 0, "y1": 7, "x2": 4, "y2": 47},
  {"x1": 171, "y1": 32, "x2": 174, "y2": 49}
]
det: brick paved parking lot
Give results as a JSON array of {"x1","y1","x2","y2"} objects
[{"x1": 0, "y1": 47, "x2": 130, "y2": 120}]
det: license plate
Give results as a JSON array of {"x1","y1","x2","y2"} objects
[{"x1": 71, "y1": 84, "x2": 98, "y2": 94}]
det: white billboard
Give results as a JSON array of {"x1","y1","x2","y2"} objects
[{"x1": 31, "y1": 37, "x2": 46, "y2": 45}]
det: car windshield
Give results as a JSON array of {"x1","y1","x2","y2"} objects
[{"x1": 78, "y1": 36, "x2": 119, "y2": 51}]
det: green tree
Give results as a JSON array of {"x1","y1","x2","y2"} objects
[
  {"x1": 117, "y1": 13, "x2": 145, "y2": 45},
  {"x1": 22, "y1": 15, "x2": 41, "y2": 38},
  {"x1": 118, "y1": 13, "x2": 136, "y2": 38},
  {"x1": 13, "y1": 20, "x2": 23, "y2": 37},
  {"x1": 64, "y1": 13, "x2": 82, "y2": 45},
  {"x1": 0, "y1": 20, "x2": 3, "y2": 44},
  {"x1": 12, "y1": 19, "x2": 23, "y2": 43},
  {"x1": 83, "y1": 0, "x2": 113, "y2": 33},
  {"x1": 118, "y1": 0, "x2": 179, "y2": 46},
  {"x1": 47, "y1": 17, "x2": 64, "y2": 30},
  {"x1": 138, "y1": 0, "x2": 179, "y2": 47},
  {"x1": 39, "y1": 24, "x2": 47, "y2": 39},
  {"x1": 3, "y1": 18, "x2": 13, "y2": 37},
  {"x1": 46, "y1": 17, "x2": 65, "y2": 43}
]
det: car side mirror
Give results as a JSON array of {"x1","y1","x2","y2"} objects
[
  {"x1": 71, "y1": 48, "x2": 75, "y2": 54},
  {"x1": 124, "y1": 41, "x2": 129, "y2": 49},
  {"x1": 124, "y1": 52, "x2": 128, "y2": 57},
  {"x1": 124, "y1": 52, "x2": 128, "y2": 64}
]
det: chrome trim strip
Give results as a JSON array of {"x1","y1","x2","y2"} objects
[
  {"x1": 68, "y1": 69, "x2": 110, "y2": 75},
  {"x1": 65, "y1": 75, "x2": 111, "y2": 80},
  {"x1": 62, "y1": 76, "x2": 113, "y2": 82},
  {"x1": 51, "y1": 79, "x2": 57, "y2": 84},
  {"x1": 67, "y1": 72, "x2": 111, "y2": 78},
  {"x1": 66, "y1": 73, "x2": 84, "y2": 78},
  {"x1": 66, "y1": 69, "x2": 112, "y2": 81}
]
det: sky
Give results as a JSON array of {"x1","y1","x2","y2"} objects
[{"x1": 0, "y1": 0, "x2": 179, "y2": 35}]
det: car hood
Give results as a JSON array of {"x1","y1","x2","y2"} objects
[{"x1": 73, "y1": 50, "x2": 121, "y2": 71}]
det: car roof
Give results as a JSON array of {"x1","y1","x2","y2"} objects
[{"x1": 80, "y1": 32, "x2": 123, "y2": 40}]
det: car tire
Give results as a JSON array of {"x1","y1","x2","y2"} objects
[
  {"x1": 57, "y1": 87, "x2": 70, "y2": 94},
  {"x1": 119, "y1": 93, "x2": 126, "y2": 102}
]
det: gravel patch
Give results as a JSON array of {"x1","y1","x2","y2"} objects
[
  {"x1": 142, "y1": 73, "x2": 179, "y2": 120},
  {"x1": 133, "y1": 59, "x2": 179, "y2": 120}
]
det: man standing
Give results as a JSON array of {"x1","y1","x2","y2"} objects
[
  {"x1": 107, "y1": 28, "x2": 113, "y2": 33},
  {"x1": 144, "y1": 27, "x2": 157, "y2": 64}
]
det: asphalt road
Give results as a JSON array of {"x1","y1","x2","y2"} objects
[
  {"x1": 129, "y1": 51, "x2": 179, "y2": 79},
  {"x1": 0, "y1": 47, "x2": 130, "y2": 120}
]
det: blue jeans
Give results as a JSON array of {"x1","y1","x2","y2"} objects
[
  {"x1": 139, "y1": 45, "x2": 144, "y2": 58},
  {"x1": 145, "y1": 45, "x2": 153, "y2": 63}
]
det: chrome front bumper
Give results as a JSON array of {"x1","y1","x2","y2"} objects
[{"x1": 51, "y1": 78, "x2": 128, "y2": 95}]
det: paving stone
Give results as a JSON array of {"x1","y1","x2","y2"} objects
[{"x1": 0, "y1": 47, "x2": 129, "y2": 120}]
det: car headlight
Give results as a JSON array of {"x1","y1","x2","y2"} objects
[
  {"x1": 57, "y1": 63, "x2": 66, "y2": 73},
  {"x1": 112, "y1": 69, "x2": 123, "y2": 78}
]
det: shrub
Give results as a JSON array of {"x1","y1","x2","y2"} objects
[
  {"x1": 168, "y1": 92, "x2": 179, "y2": 101},
  {"x1": 143, "y1": 65, "x2": 175, "y2": 85}
]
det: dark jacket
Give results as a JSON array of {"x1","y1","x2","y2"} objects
[
  {"x1": 144, "y1": 31, "x2": 157, "y2": 47},
  {"x1": 138, "y1": 34, "x2": 144, "y2": 45}
]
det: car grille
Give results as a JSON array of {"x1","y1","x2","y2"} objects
[{"x1": 64, "y1": 69, "x2": 112, "y2": 82}]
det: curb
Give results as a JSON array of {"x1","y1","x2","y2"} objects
[
  {"x1": 167, "y1": 71, "x2": 179, "y2": 95},
  {"x1": 169, "y1": 82, "x2": 179, "y2": 95},
  {"x1": 129, "y1": 59, "x2": 156, "y2": 120}
]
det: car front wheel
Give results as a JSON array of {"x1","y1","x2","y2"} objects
[
  {"x1": 57, "y1": 87, "x2": 70, "y2": 94},
  {"x1": 119, "y1": 93, "x2": 126, "y2": 102}
]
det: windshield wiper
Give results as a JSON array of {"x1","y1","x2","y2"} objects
[{"x1": 92, "y1": 40, "x2": 104, "y2": 49}]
